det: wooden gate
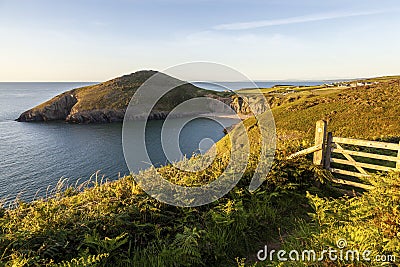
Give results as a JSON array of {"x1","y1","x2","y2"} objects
[{"x1": 289, "y1": 120, "x2": 400, "y2": 189}]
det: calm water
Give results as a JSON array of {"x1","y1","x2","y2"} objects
[{"x1": 0, "y1": 82, "x2": 237, "y2": 202}]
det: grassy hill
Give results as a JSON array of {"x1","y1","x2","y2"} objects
[
  {"x1": 69, "y1": 71, "x2": 230, "y2": 112},
  {"x1": 17, "y1": 71, "x2": 232, "y2": 123},
  {"x1": 239, "y1": 76, "x2": 400, "y2": 141}
]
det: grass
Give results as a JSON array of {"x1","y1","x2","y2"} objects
[
  {"x1": 0, "y1": 136, "x2": 333, "y2": 266},
  {"x1": 271, "y1": 78, "x2": 400, "y2": 141},
  {"x1": 257, "y1": 171, "x2": 400, "y2": 266},
  {"x1": 237, "y1": 85, "x2": 331, "y2": 95},
  {"x1": 238, "y1": 77, "x2": 400, "y2": 141}
]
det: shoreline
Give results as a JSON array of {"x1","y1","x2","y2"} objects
[{"x1": 200, "y1": 112, "x2": 251, "y2": 120}]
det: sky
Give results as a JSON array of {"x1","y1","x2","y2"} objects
[{"x1": 0, "y1": 0, "x2": 400, "y2": 81}]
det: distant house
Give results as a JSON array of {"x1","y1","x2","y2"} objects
[{"x1": 347, "y1": 81, "x2": 375, "y2": 87}]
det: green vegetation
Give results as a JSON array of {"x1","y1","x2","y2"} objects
[
  {"x1": 238, "y1": 77, "x2": 400, "y2": 141},
  {"x1": 363, "y1": 75, "x2": 400, "y2": 82},
  {"x1": 0, "y1": 138, "x2": 332, "y2": 266},
  {"x1": 4, "y1": 76, "x2": 400, "y2": 266},
  {"x1": 267, "y1": 78, "x2": 400, "y2": 141},
  {"x1": 237, "y1": 85, "x2": 327, "y2": 95},
  {"x1": 264, "y1": 171, "x2": 400, "y2": 267},
  {"x1": 68, "y1": 71, "x2": 230, "y2": 112}
]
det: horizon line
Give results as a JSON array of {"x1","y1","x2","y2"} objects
[{"x1": 0, "y1": 74, "x2": 398, "y2": 83}]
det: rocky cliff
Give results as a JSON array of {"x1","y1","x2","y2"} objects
[
  {"x1": 17, "y1": 93, "x2": 78, "y2": 122},
  {"x1": 230, "y1": 95, "x2": 268, "y2": 115}
]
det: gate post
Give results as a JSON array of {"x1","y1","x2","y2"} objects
[
  {"x1": 313, "y1": 120, "x2": 327, "y2": 166},
  {"x1": 324, "y1": 132, "x2": 333, "y2": 170},
  {"x1": 397, "y1": 141, "x2": 400, "y2": 170}
]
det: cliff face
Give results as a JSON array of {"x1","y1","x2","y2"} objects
[
  {"x1": 65, "y1": 109, "x2": 126, "y2": 123},
  {"x1": 230, "y1": 95, "x2": 268, "y2": 115},
  {"x1": 17, "y1": 93, "x2": 78, "y2": 122}
]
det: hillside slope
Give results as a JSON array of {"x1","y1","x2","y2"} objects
[
  {"x1": 266, "y1": 77, "x2": 400, "y2": 140},
  {"x1": 16, "y1": 71, "x2": 233, "y2": 123}
]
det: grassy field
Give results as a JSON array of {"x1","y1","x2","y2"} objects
[
  {"x1": 237, "y1": 85, "x2": 328, "y2": 95},
  {"x1": 2, "y1": 76, "x2": 400, "y2": 266},
  {"x1": 264, "y1": 78, "x2": 400, "y2": 141}
]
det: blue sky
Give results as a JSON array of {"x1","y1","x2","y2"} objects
[{"x1": 0, "y1": 0, "x2": 399, "y2": 81}]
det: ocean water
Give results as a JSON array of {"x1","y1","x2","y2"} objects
[{"x1": 0, "y1": 82, "x2": 237, "y2": 202}]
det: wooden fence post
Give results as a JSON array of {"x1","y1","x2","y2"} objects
[
  {"x1": 397, "y1": 141, "x2": 400, "y2": 170},
  {"x1": 313, "y1": 120, "x2": 327, "y2": 166},
  {"x1": 324, "y1": 132, "x2": 333, "y2": 169}
]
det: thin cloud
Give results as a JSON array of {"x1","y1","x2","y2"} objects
[{"x1": 213, "y1": 10, "x2": 387, "y2": 30}]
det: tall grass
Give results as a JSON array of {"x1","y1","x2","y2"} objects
[
  {"x1": 0, "y1": 136, "x2": 332, "y2": 266},
  {"x1": 261, "y1": 171, "x2": 400, "y2": 266}
]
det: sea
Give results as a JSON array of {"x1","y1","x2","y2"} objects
[{"x1": 0, "y1": 81, "x2": 324, "y2": 203}]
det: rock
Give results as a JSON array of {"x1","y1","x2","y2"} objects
[
  {"x1": 16, "y1": 93, "x2": 77, "y2": 122},
  {"x1": 230, "y1": 95, "x2": 267, "y2": 115},
  {"x1": 66, "y1": 109, "x2": 126, "y2": 123}
]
